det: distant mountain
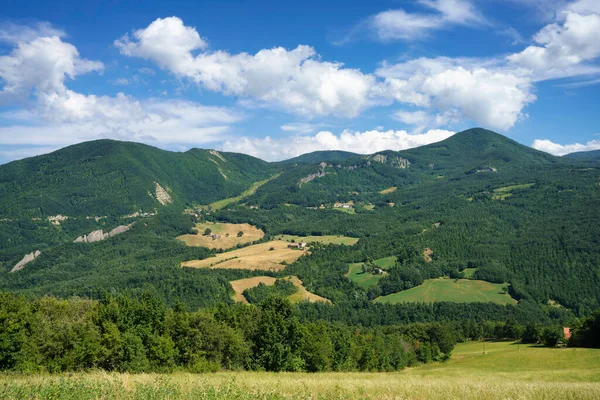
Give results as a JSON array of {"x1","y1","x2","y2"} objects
[
  {"x1": 278, "y1": 150, "x2": 359, "y2": 165},
  {"x1": 564, "y1": 149, "x2": 600, "y2": 160},
  {"x1": 0, "y1": 139, "x2": 273, "y2": 218},
  {"x1": 245, "y1": 128, "x2": 562, "y2": 207}
]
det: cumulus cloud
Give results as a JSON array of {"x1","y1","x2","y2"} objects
[
  {"x1": 532, "y1": 138, "x2": 600, "y2": 155},
  {"x1": 115, "y1": 17, "x2": 378, "y2": 118},
  {"x1": 0, "y1": 22, "x2": 242, "y2": 160},
  {"x1": 377, "y1": 57, "x2": 536, "y2": 131},
  {"x1": 508, "y1": 11, "x2": 600, "y2": 80},
  {"x1": 223, "y1": 129, "x2": 455, "y2": 161},
  {"x1": 369, "y1": 0, "x2": 486, "y2": 41}
]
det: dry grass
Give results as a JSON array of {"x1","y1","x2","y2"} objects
[
  {"x1": 379, "y1": 186, "x2": 398, "y2": 194},
  {"x1": 2, "y1": 342, "x2": 600, "y2": 399},
  {"x1": 229, "y1": 276, "x2": 330, "y2": 304},
  {"x1": 181, "y1": 240, "x2": 306, "y2": 272},
  {"x1": 275, "y1": 234, "x2": 359, "y2": 246},
  {"x1": 177, "y1": 222, "x2": 264, "y2": 250}
]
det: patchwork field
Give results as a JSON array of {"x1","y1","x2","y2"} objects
[
  {"x1": 181, "y1": 240, "x2": 305, "y2": 271},
  {"x1": 375, "y1": 278, "x2": 517, "y2": 305},
  {"x1": 492, "y1": 183, "x2": 534, "y2": 200},
  {"x1": 346, "y1": 256, "x2": 397, "y2": 289},
  {"x1": 275, "y1": 234, "x2": 359, "y2": 246},
  {"x1": 229, "y1": 276, "x2": 330, "y2": 304},
  {"x1": 177, "y1": 222, "x2": 264, "y2": 249},
  {"x1": 4, "y1": 341, "x2": 599, "y2": 399}
]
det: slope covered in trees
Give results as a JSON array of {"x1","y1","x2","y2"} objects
[{"x1": 1, "y1": 128, "x2": 599, "y2": 330}]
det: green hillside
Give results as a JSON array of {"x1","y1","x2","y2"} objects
[
  {"x1": 277, "y1": 150, "x2": 359, "y2": 165},
  {"x1": 0, "y1": 139, "x2": 273, "y2": 218},
  {"x1": 1, "y1": 128, "x2": 600, "y2": 323},
  {"x1": 564, "y1": 149, "x2": 600, "y2": 160}
]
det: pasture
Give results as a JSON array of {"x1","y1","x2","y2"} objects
[
  {"x1": 346, "y1": 256, "x2": 397, "y2": 289},
  {"x1": 275, "y1": 234, "x2": 359, "y2": 246},
  {"x1": 177, "y1": 222, "x2": 264, "y2": 249},
  {"x1": 492, "y1": 183, "x2": 534, "y2": 200},
  {"x1": 181, "y1": 240, "x2": 306, "y2": 272},
  {"x1": 375, "y1": 278, "x2": 517, "y2": 305},
  {"x1": 229, "y1": 276, "x2": 330, "y2": 304},
  {"x1": 3, "y1": 341, "x2": 599, "y2": 399}
]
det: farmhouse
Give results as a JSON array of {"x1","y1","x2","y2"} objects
[
  {"x1": 288, "y1": 242, "x2": 307, "y2": 249},
  {"x1": 205, "y1": 233, "x2": 221, "y2": 240}
]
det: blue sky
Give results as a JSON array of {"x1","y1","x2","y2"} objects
[{"x1": 0, "y1": 0, "x2": 599, "y2": 163}]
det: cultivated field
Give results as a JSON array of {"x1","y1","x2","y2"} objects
[
  {"x1": 177, "y1": 222, "x2": 264, "y2": 249},
  {"x1": 492, "y1": 183, "x2": 534, "y2": 200},
  {"x1": 275, "y1": 234, "x2": 359, "y2": 246},
  {"x1": 346, "y1": 256, "x2": 397, "y2": 289},
  {"x1": 379, "y1": 186, "x2": 398, "y2": 194},
  {"x1": 229, "y1": 276, "x2": 330, "y2": 304},
  {"x1": 181, "y1": 240, "x2": 306, "y2": 271},
  {"x1": 375, "y1": 278, "x2": 517, "y2": 305},
  {"x1": 3, "y1": 341, "x2": 599, "y2": 399}
]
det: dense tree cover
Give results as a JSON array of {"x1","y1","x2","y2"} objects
[
  {"x1": 0, "y1": 292, "x2": 458, "y2": 373},
  {"x1": 243, "y1": 279, "x2": 298, "y2": 304},
  {"x1": 0, "y1": 139, "x2": 273, "y2": 218},
  {"x1": 2, "y1": 128, "x2": 600, "y2": 333},
  {"x1": 569, "y1": 310, "x2": 600, "y2": 348}
]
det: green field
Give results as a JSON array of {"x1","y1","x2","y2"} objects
[
  {"x1": 375, "y1": 278, "x2": 517, "y2": 305},
  {"x1": 346, "y1": 256, "x2": 397, "y2": 289},
  {"x1": 275, "y1": 234, "x2": 359, "y2": 246},
  {"x1": 201, "y1": 175, "x2": 280, "y2": 210},
  {"x1": 3, "y1": 341, "x2": 599, "y2": 399},
  {"x1": 492, "y1": 183, "x2": 534, "y2": 200},
  {"x1": 462, "y1": 267, "x2": 477, "y2": 278}
]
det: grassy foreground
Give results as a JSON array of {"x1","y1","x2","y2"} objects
[{"x1": 2, "y1": 341, "x2": 599, "y2": 399}]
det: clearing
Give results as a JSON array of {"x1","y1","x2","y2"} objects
[
  {"x1": 200, "y1": 175, "x2": 279, "y2": 210},
  {"x1": 177, "y1": 222, "x2": 264, "y2": 249},
  {"x1": 181, "y1": 240, "x2": 306, "y2": 271},
  {"x1": 229, "y1": 276, "x2": 330, "y2": 304},
  {"x1": 379, "y1": 186, "x2": 398, "y2": 194},
  {"x1": 375, "y1": 278, "x2": 516, "y2": 305},
  {"x1": 492, "y1": 183, "x2": 534, "y2": 200},
  {"x1": 5, "y1": 341, "x2": 599, "y2": 399},
  {"x1": 462, "y1": 267, "x2": 477, "y2": 278},
  {"x1": 275, "y1": 234, "x2": 359, "y2": 246},
  {"x1": 347, "y1": 256, "x2": 397, "y2": 289}
]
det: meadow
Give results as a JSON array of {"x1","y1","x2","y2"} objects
[
  {"x1": 375, "y1": 278, "x2": 517, "y2": 305},
  {"x1": 346, "y1": 256, "x2": 397, "y2": 289},
  {"x1": 229, "y1": 276, "x2": 330, "y2": 304},
  {"x1": 181, "y1": 240, "x2": 306, "y2": 271},
  {"x1": 2, "y1": 341, "x2": 598, "y2": 399},
  {"x1": 177, "y1": 222, "x2": 264, "y2": 249},
  {"x1": 275, "y1": 234, "x2": 359, "y2": 246}
]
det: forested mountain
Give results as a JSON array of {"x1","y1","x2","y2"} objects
[
  {"x1": 276, "y1": 150, "x2": 359, "y2": 165},
  {"x1": 564, "y1": 149, "x2": 600, "y2": 160},
  {"x1": 1, "y1": 128, "x2": 599, "y2": 329},
  {"x1": 0, "y1": 139, "x2": 273, "y2": 218}
]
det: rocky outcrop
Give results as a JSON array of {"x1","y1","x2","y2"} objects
[
  {"x1": 209, "y1": 150, "x2": 227, "y2": 163},
  {"x1": 153, "y1": 182, "x2": 172, "y2": 205},
  {"x1": 74, "y1": 223, "x2": 134, "y2": 243},
  {"x1": 11, "y1": 250, "x2": 40, "y2": 273},
  {"x1": 299, "y1": 163, "x2": 329, "y2": 187}
]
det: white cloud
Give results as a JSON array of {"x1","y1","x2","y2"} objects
[
  {"x1": 0, "y1": 34, "x2": 103, "y2": 104},
  {"x1": 0, "y1": 21, "x2": 65, "y2": 44},
  {"x1": 116, "y1": 17, "x2": 379, "y2": 118},
  {"x1": 223, "y1": 128, "x2": 455, "y2": 161},
  {"x1": 508, "y1": 11, "x2": 600, "y2": 80},
  {"x1": 369, "y1": 0, "x2": 486, "y2": 41},
  {"x1": 280, "y1": 123, "x2": 321, "y2": 134},
  {"x1": 532, "y1": 138, "x2": 600, "y2": 155},
  {"x1": 377, "y1": 58, "x2": 536, "y2": 131},
  {"x1": 0, "y1": 23, "x2": 243, "y2": 159}
]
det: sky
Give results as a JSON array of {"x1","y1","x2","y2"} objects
[{"x1": 0, "y1": 0, "x2": 599, "y2": 163}]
